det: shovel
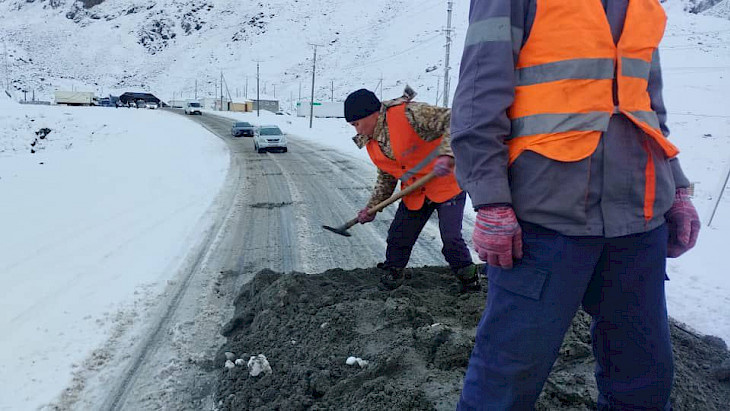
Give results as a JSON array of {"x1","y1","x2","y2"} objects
[{"x1": 323, "y1": 171, "x2": 437, "y2": 237}]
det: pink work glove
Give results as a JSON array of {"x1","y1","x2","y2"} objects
[
  {"x1": 433, "y1": 155, "x2": 455, "y2": 177},
  {"x1": 472, "y1": 206, "x2": 523, "y2": 269},
  {"x1": 665, "y1": 187, "x2": 700, "y2": 258},
  {"x1": 357, "y1": 207, "x2": 376, "y2": 224}
]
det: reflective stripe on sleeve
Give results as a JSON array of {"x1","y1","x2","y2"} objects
[
  {"x1": 509, "y1": 112, "x2": 611, "y2": 139},
  {"x1": 516, "y1": 58, "x2": 615, "y2": 86},
  {"x1": 465, "y1": 17, "x2": 513, "y2": 46},
  {"x1": 621, "y1": 57, "x2": 651, "y2": 79}
]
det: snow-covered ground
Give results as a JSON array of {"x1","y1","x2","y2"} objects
[
  {"x1": 0, "y1": 0, "x2": 729, "y2": 410},
  {"x1": 0, "y1": 98, "x2": 228, "y2": 410},
  {"x1": 660, "y1": 1, "x2": 730, "y2": 344}
]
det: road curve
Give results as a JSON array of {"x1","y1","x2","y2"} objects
[{"x1": 90, "y1": 111, "x2": 462, "y2": 410}]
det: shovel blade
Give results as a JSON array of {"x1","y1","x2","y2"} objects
[{"x1": 322, "y1": 225, "x2": 352, "y2": 237}]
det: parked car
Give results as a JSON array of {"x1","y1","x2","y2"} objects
[
  {"x1": 254, "y1": 125, "x2": 287, "y2": 153},
  {"x1": 231, "y1": 121, "x2": 256, "y2": 137},
  {"x1": 184, "y1": 101, "x2": 202, "y2": 115},
  {"x1": 136, "y1": 99, "x2": 147, "y2": 109},
  {"x1": 146, "y1": 101, "x2": 159, "y2": 109}
]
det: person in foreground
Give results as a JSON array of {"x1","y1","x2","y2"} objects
[
  {"x1": 450, "y1": 0, "x2": 701, "y2": 409},
  {"x1": 345, "y1": 86, "x2": 479, "y2": 292}
]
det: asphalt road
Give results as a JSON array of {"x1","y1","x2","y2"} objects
[{"x1": 87, "y1": 111, "x2": 459, "y2": 410}]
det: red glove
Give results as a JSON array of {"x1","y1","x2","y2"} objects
[
  {"x1": 433, "y1": 155, "x2": 455, "y2": 177},
  {"x1": 665, "y1": 187, "x2": 700, "y2": 258},
  {"x1": 357, "y1": 207, "x2": 376, "y2": 224},
  {"x1": 472, "y1": 206, "x2": 523, "y2": 269}
]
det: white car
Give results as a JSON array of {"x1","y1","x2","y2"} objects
[
  {"x1": 184, "y1": 101, "x2": 202, "y2": 115},
  {"x1": 254, "y1": 125, "x2": 287, "y2": 153},
  {"x1": 146, "y1": 101, "x2": 159, "y2": 109}
]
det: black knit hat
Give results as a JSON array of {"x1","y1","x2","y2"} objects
[{"x1": 344, "y1": 89, "x2": 381, "y2": 122}]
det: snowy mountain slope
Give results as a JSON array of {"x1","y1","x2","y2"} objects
[
  {"x1": 703, "y1": 0, "x2": 730, "y2": 18},
  {"x1": 0, "y1": 0, "x2": 465, "y2": 107}
]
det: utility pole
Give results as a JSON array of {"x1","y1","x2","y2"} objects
[
  {"x1": 245, "y1": 76, "x2": 248, "y2": 99},
  {"x1": 308, "y1": 43, "x2": 322, "y2": 128},
  {"x1": 331, "y1": 80, "x2": 334, "y2": 101},
  {"x1": 379, "y1": 74, "x2": 384, "y2": 101},
  {"x1": 273, "y1": 83, "x2": 276, "y2": 98},
  {"x1": 442, "y1": 0, "x2": 454, "y2": 107},
  {"x1": 256, "y1": 61, "x2": 261, "y2": 117},
  {"x1": 195, "y1": 79, "x2": 198, "y2": 100},
  {"x1": 220, "y1": 71, "x2": 224, "y2": 111},
  {"x1": 298, "y1": 82, "x2": 301, "y2": 101}
]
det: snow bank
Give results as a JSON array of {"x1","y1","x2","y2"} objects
[{"x1": 0, "y1": 103, "x2": 229, "y2": 410}]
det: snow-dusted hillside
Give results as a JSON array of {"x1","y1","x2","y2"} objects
[
  {"x1": 1, "y1": 0, "x2": 727, "y2": 107},
  {"x1": 0, "y1": 0, "x2": 466, "y2": 107}
]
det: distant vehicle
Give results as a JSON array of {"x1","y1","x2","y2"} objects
[
  {"x1": 146, "y1": 101, "x2": 159, "y2": 109},
  {"x1": 254, "y1": 125, "x2": 287, "y2": 153},
  {"x1": 231, "y1": 121, "x2": 256, "y2": 137},
  {"x1": 136, "y1": 99, "x2": 147, "y2": 108},
  {"x1": 275, "y1": 110, "x2": 285, "y2": 116},
  {"x1": 296, "y1": 101, "x2": 344, "y2": 118},
  {"x1": 99, "y1": 97, "x2": 113, "y2": 107},
  {"x1": 54, "y1": 91, "x2": 94, "y2": 106},
  {"x1": 184, "y1": 101, "x2": 202, "y2": 115}
]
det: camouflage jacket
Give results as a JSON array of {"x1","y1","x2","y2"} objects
[{"x1": 352, "y1": 87, "x2": 454, "y2": 208}]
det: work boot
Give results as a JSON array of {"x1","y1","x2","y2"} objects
[
  {"x1": 377, "y1": 262, "x2": 407, "y2": 290},
  {"x1": 454, "y1": 264, "x2": 481, "y2": 293}
]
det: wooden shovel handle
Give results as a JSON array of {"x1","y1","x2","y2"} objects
[
  {"x1": 338, "y1": 172, "x2": 438, "y2": 232},
  {"x1": 367, "y1": 171, "x2": 437, "y2": 215}
]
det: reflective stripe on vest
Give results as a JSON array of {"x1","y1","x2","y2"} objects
[
  {"x1": 506, "y1": 0, "x2": 679, "y2": 222},
  {"x1": 365, "y1": 104, "x2": 462, "y2": 210}
]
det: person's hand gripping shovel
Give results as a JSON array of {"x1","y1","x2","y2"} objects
[{"x1": 322, "y1": 171, "x2": 437, "y2": 237}]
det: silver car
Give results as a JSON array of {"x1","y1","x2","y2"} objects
[
  {"x1": 254, "y1": 125, "x2": 287, "y2": 153},
  {"x1": 231, "y1": 121, "x2": 256, "y2": 137}
]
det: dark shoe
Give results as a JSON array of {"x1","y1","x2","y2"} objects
[
  {"x1": 454, "y1": 264, "x2": 481, "y2": 293},
  {"x1": 377, "y1": 263, "x2": 406, "y2": 290}
]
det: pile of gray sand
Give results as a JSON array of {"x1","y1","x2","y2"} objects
[{"x1": 216, "y1": 266, "x2": 730, "y2": 410}]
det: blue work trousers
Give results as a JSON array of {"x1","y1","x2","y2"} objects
[
  {"x1": 458, "y1": 222, "x2": 673, "y2": 410},
  {"x1": 385, "y1": 191, "x2": 473, "y2": 271}
]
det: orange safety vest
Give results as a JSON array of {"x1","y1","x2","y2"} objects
[
  {"x1": 366, "y1": 104, "x2": 462, "y2": 210},
  {"x1": 507, "y1": 0, "x2": 679, "y2": 222}
]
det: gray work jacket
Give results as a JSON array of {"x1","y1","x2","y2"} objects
[{"x1": 450, "y1": 0, "x2": 690, "y2": 237}]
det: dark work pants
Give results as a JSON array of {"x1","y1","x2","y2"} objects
[
  {"x1": 385, "y1": 191, "x2": 473, "y2": 271},
  {"x1": 458, "y1": 222, "x2": 673, "y2": 410}
]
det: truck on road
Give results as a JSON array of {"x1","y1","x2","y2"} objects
[
  {"x1": 54, "y1": 91, "x2": 95, "y2": 106},
  {"x1": 296, "y1": 101, "x2": 344, "y2": 118}
]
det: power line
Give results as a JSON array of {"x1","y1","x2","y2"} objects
[
  {"x1": 661, "y1": 41, "x2": 729, "y2": 50},
  {"x1": 338, "y1": 0, "x2": 443, "y2": 38},
  {"x1": 668, "y1": 111, "x2": 730, "y2": 118},
  {"x1": 340, "y1": 34, "x2": 441, "y2": 70}
]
